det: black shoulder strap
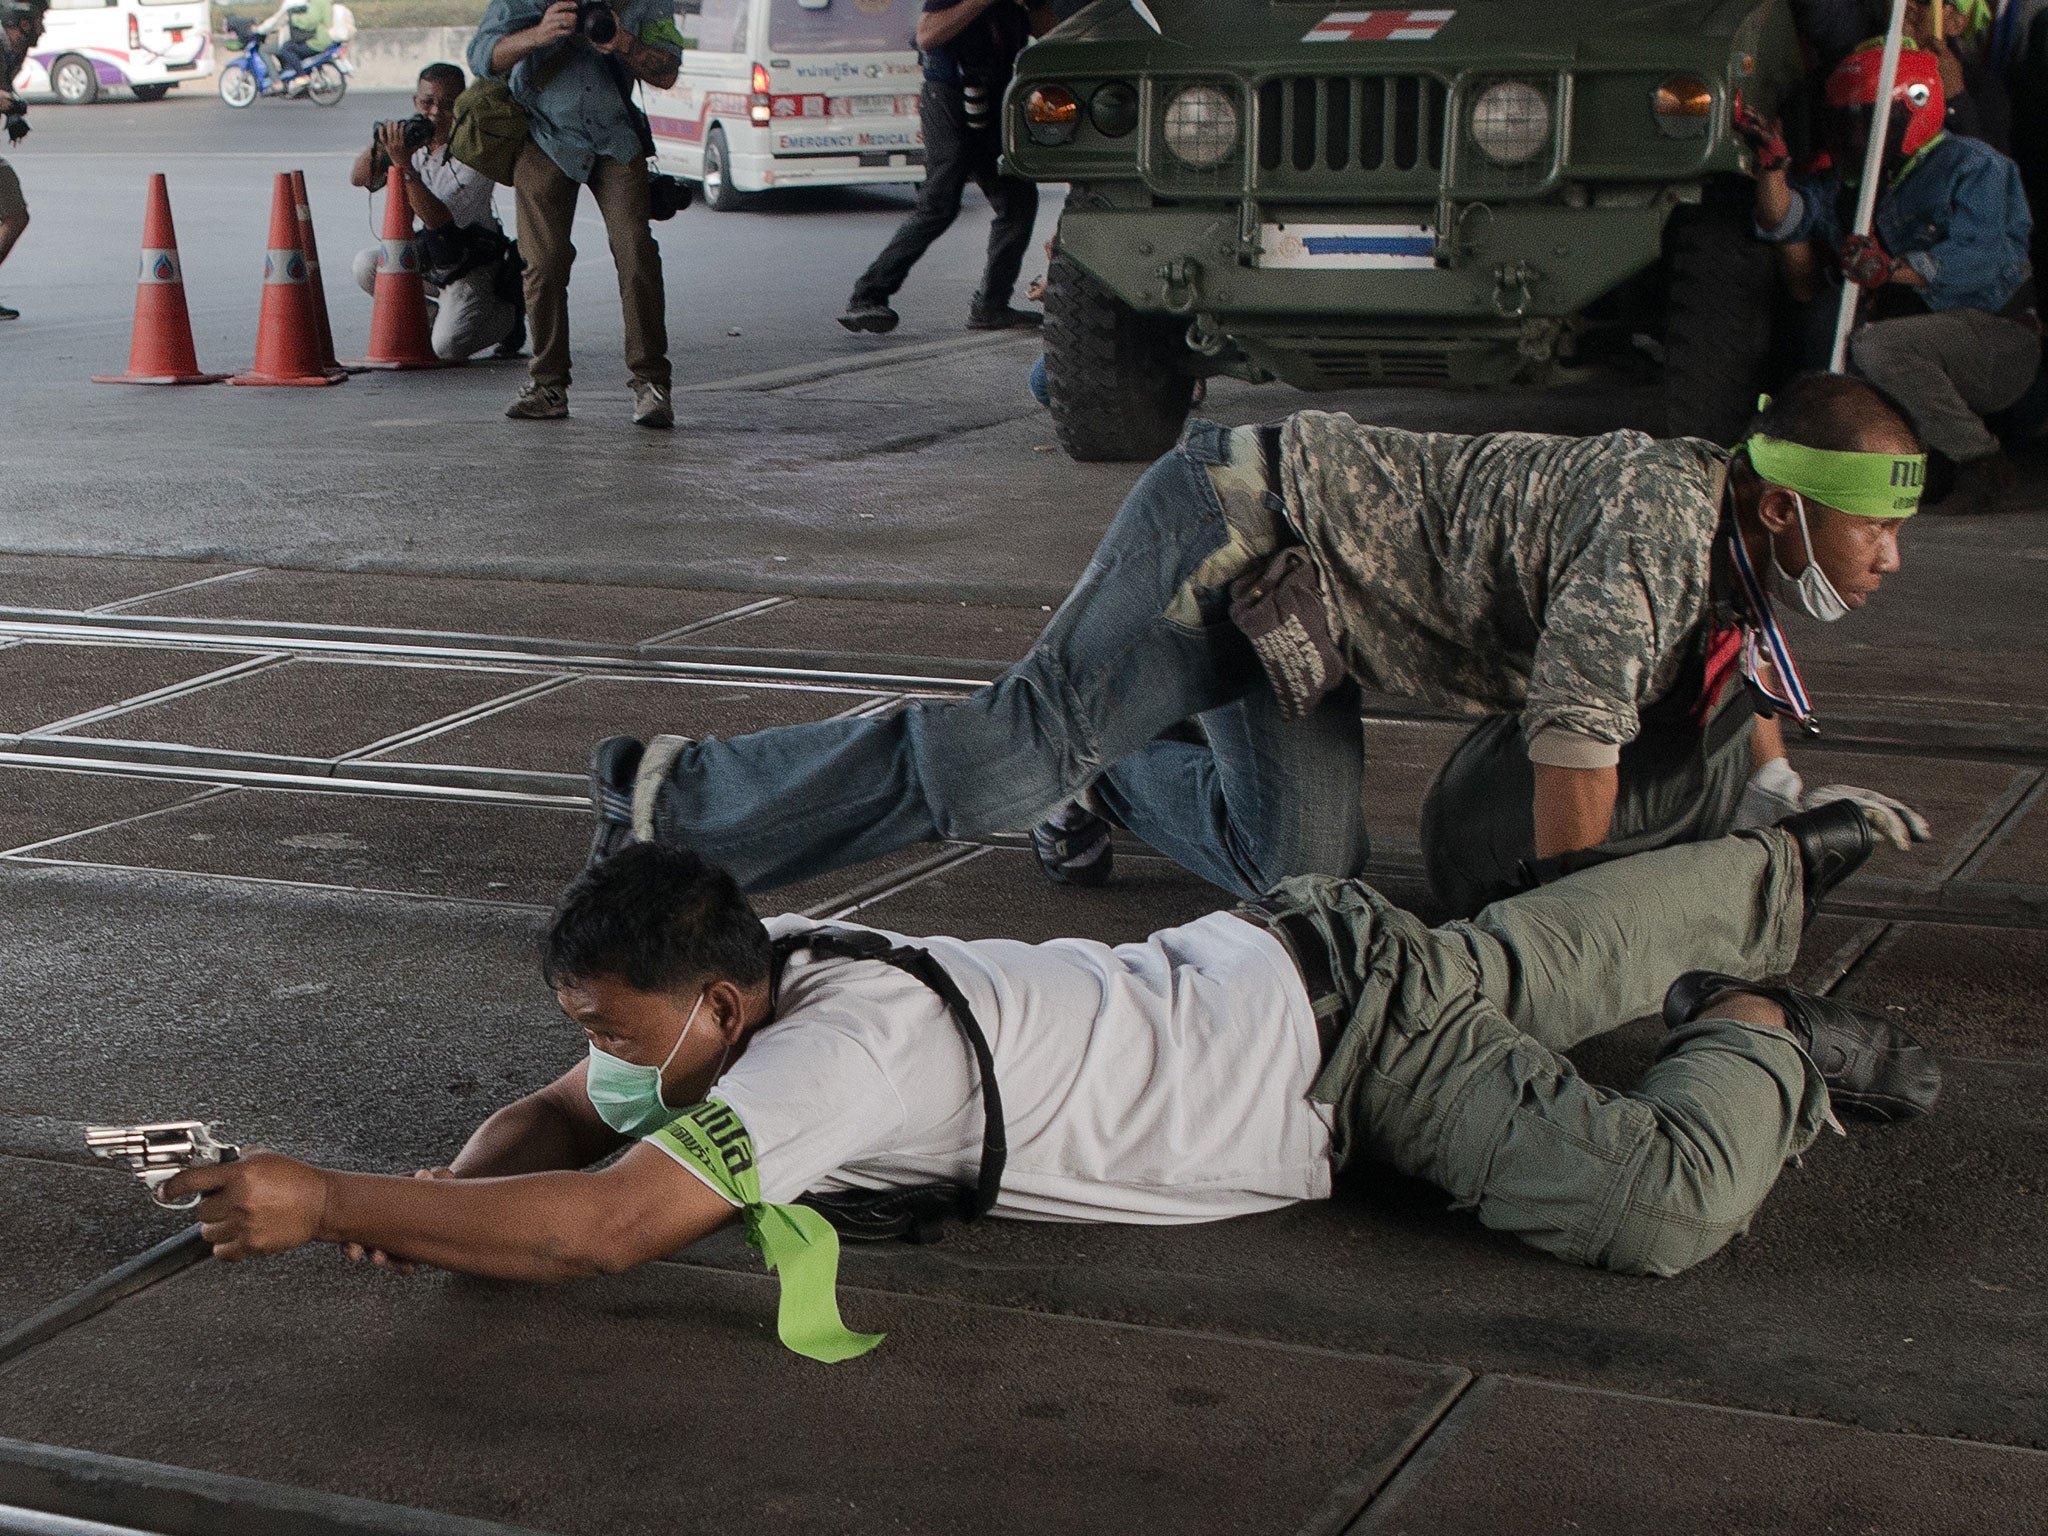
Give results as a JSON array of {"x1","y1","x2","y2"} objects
[{"x1": 770, "y1": 927, "x2": 1007, "y2": 1241}]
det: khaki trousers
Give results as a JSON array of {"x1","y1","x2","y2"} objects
[
  {"x1": 1244, "y1": 831, "x2": 1830, "y2": 1277},
  {"x1": 513, "y1": 141, "x2": 668, "y2": 390}
]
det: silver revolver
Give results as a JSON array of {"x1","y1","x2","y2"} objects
[{"x1": 85, "y1": 1121, "x2": 241, "y2": 1211}]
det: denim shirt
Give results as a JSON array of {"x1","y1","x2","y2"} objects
[
  {"x1": 469, "y1": 0, "x2": 681, "y2": 184},
  {"x1": 1759, "y1": 133, "x2": 2034, "y2": 315}
]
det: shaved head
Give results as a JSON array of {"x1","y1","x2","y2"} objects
[{"x1": 1744, "y1": 373, "x2": 1921, "y2": 457}]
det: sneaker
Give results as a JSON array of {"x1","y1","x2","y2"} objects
[
  {"x1": 1662, "y1": 973, "x2": 1942, "y2": 1122},
  {"x1": 1031, "y1": 801, "x2": 1114, "y2": 887},
  {"x1": 966, "y1": 305, "x2": 1043, "y2": 331},
  {"x1": 506, "y1": 382, "x2": 568, "y2": 420},
  {"x1": 631, "y1": 379, "x2": 674, "y2": 430},
  {"x1": 0, "y1": 303, "x2": 17, "y2": 322},
  {"x1": 837, "y1": 299, "x2": 899, "y2": 334},
  {"x1": 587, "y1": 735, "x2": 644, "y2": 868}
]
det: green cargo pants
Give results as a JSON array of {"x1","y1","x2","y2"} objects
[{"x1": 1241, "y1": 830, "x2": 1831, "y2": 1277}]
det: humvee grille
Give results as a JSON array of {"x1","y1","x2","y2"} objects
[{"x1": 1255, "y1": 75, "x2": 1448, "y2": 184}]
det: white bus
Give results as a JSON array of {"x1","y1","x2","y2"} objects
[
  {"x1": 11, "y1": 0, "x2": 214, "y2": 103},
  {"x1": 644, "y1": 0, "x2": 925, "y2": 211}
]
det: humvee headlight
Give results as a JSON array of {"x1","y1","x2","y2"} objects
[
  {"x1": 1653, "y1": 75, "x2": 1713, "y2": 137},
  {"x1": 1162, "y1": 84, "x2": 1239, "y2": 170},
  {"x1": 1469, "y1": 81, "x2": 1551, "y2": 166},
  {"x1": 1090, "y1": 80, "x2": 1139, "y2": 138},
  {"x1": 1023, "y1": 84, "x2": 1081, "y2": 146}
]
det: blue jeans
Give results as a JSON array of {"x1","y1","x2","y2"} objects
[{"x1": 652, "y1": 422, "x2": 1370, "y2": 896}]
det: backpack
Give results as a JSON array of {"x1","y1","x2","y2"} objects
[{"x1": 449, "y1": 78, "x2": 530, "y2": 186}]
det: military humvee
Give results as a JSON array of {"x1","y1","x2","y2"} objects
[{"x1": 1002, "y1": 1, "x2": 1804, "y2": 460}]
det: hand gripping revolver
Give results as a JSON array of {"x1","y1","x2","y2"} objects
[{"x1": 85, "y1": 1121, "x2": 241, "y2": 1211}]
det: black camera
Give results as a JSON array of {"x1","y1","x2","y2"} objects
[
  {"x1": 370, "y1": 114, "x2": 434, "y2": 174},
  {"x1": 577, "y1": 1, "x2": 617, "y2": 44},
  {"x1": 647, "y1": 171, "x2": 691, "y2": 220}
]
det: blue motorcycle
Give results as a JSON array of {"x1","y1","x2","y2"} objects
[{"x1": 217, "y1": 17, "x2": 347, "y2": 108}]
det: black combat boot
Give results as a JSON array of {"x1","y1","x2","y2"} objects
[{"x1": 1662, "y1": 973, "x2": 1941, "y2": 1122}]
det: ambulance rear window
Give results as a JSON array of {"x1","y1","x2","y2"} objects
[{"x1": 767, "y1": 0, "x2": 914, "y2": 53}]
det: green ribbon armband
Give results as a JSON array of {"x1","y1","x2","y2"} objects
[
  {"x1": 649, "y1": 1100, "x2": 884, "y2": 1364},
  {"x1": 1745, "y1": 433, "x2": 1925, "y2": 519},
  {"x1": 638, "y1": 15, "x2": 687, "y2": 50}
]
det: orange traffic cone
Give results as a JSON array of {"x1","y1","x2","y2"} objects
[
  {"x1": 232, "y1": 172, "x2": 345, "y2": 387},
  {"x1": 92, "y1": 173, "x2": 227, "y2": 386},
  {"x1": 290, "y1": 169, "x2": 343, "y2": 376},
  {"x1": 342, "y1": 173, "x2": 447, "y2": 370}
]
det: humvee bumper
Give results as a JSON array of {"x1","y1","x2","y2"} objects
[
  {"x1": 1057, "y1": 201, "x2": 1674, "y2": 321},
  {"x1": 1056, "y1": 199, "x2": 1678, "y2": 386}
]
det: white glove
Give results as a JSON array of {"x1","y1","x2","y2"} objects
[{"x1": 1731, "y1": 756, "x2": 1932, "y2": 851}]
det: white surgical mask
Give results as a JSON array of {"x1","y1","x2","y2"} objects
[
  {"x1": 584, "y1": 992, "x2": 704, "y2": 1137},
  {"x1": 1766, "y1": 492, "x2": 1850, "y2": 624}
]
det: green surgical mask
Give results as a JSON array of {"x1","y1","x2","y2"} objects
[{"x1": 585, "y1": 992, "x2": 703, "y2": 1137}]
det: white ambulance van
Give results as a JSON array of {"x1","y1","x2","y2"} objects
[
  {"x1": 11, "y1": 0, "x2": 214, "y2": 103},
  {"x1": 643, "y1": 0, "x2": 925, "y2": 211}
]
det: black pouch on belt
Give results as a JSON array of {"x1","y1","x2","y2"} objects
[{"x1": 1228, "y1": 545, "x2": 1345, "y2": 721}]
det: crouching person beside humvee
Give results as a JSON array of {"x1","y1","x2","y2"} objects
[{"x1": 168, "y1": 832, "x2": 1937, "y2": 1360}]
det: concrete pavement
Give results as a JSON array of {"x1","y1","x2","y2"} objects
[{"x1": 3, "y1": 89, "x2": 2047, "y2": 1536}]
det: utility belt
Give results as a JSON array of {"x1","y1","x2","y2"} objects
[
  {"x1": 1235, "y1": 902, "x2": 1348, "y2": 1065},
  {"x1": 771, "y1": 927, "x2": 1006, "y2": 1245}
]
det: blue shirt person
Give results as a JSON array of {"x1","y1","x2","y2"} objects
[{"x1": 469, "y1": 0, "x2": 684, "y2": 426}]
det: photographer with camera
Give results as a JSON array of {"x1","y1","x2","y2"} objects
[
  {"x1": 349, "y1": 63, "x2": 523, "y2": 362},
  {"x1": 838, "y1": 0, "x2": 1058, "y2": 337},
  {"x1": 469, "y1": 0, "x2": 683, "y2": 428},
  {"x1": 0, "y1": 0, "x2": 44, "y2": 322}
]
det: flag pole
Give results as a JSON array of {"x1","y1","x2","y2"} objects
[{"x1": 1829, "y1": 0, "x2": 1912, "y2": 372}]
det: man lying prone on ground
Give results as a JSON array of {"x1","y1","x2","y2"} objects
[{"x1": 170, "y1": 811, "x2": 1939, "y2": 1360}]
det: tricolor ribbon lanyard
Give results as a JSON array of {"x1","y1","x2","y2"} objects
[{"x1": 1725, "y1": 526, "x2": 1821, "y2": 736}]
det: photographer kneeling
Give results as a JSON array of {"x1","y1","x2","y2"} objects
[{"x1": 349, "y1": 62, "x2": 523, "y2": 362}]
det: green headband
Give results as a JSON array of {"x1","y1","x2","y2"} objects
[{"x1": 1745, "y1": 434, "x2": 1924, "y2": 519}]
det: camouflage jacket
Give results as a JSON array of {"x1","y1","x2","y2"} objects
[{"x1": 1280, "y1": 414, "x2": 1727, "y2": 747}]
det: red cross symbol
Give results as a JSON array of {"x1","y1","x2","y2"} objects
[{"x1": 1302, "y1": 9, "x2": 1456, "y2": 43}]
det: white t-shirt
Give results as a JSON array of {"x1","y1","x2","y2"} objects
[
  {"x1": 410, "y1": 144, "x2": 497, "y2": 232},
  {"x1": 653, "y1": 912, "x2": 1334, "y2": 1225}
]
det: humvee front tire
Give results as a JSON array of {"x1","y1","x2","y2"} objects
[
  {"x1": 1044, "y1": 251, "x2": 1196, "y2": 462},
  {"x1": 1661, "y1": 200, "x2": 1778, "y2": 444}
]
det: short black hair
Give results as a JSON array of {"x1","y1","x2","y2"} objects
[
  {"x1": 1744, "y1": 372, "x2": 1921, "y2": 455},
  {"x1": 542, "y1": 844, "x2": 771, "y2": 997},
  {"x1": 417, "y1": 62, "x2": 465, "y2": 94}
]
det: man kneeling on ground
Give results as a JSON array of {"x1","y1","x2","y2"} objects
[
  {"x1": 171, "y1": 813, "x2": 1938, "y2": 1360},
  {"x1": 349, "y1": 62, "x2": 524, "y2": 363}
]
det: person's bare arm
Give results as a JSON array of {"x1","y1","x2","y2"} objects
[
  {"x1": 1750, "y1": 712, "x2": 1788, "y2": 771},
  {"x1": 491, "y1": 0, "x2": 577, "y2": 75},
  {"x1": 167, "y1": 1140, "x2": 737, "y2": 1281},
  {"x1": 595, "y1": 22, "x2": 678, "y2": 89},
  {"x1": 1024, "y1": 0, "x2": 1057, "y2": 37},
  {"x1": 348, "y1": 142, "x2": 384, "y2": 190},
  {"x1": 1531, "y1": 763, "x2": 1618, "y2": 858},
  {"x1": 917, "y1": 0, "x2": 1000, "y2": 50},
  {"x1": 445, "y1": 1061, "x2": 628, "y2": 1179},
  {"x1": 375, "y1": 124, "x2": 456, "y2": 228}
]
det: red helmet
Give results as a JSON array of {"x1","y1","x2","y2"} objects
[{"x1": 1825, "y1": 43, "x2": 1946, "y2": 158}]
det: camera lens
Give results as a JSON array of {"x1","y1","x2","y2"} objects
[{"x1": 581, "y1": 2, "x2": 616, "y2": 44}]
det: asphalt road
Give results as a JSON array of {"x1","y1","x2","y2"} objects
[{"x1": 2, "y1": 87, "x2": 1065, "y2": 389}]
